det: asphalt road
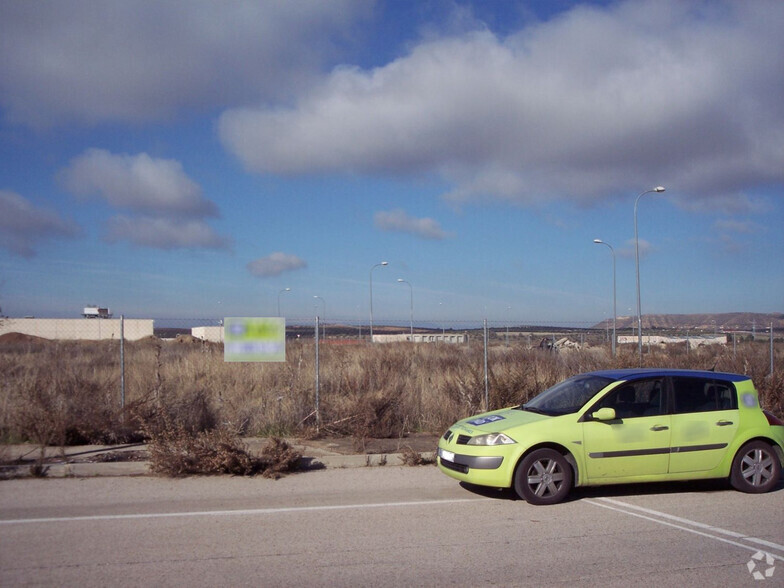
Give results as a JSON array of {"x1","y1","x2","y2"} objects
[{"x1": 1, "y1": 467, "x2": 782, "y2": 587}]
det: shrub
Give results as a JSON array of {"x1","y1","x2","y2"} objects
[{"x1": 144, "y1": 414, "x2": 302, "y2": 478}]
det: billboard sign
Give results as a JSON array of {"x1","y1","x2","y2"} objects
[{"x1": 223, "y1": 317, "x2": 286, "y2": 362}]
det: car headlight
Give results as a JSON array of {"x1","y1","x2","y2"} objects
[{"x1": 467, "y1": 433, "x2": 516, "y2": 446}]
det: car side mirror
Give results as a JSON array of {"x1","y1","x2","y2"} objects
[{"x1": 592, "y1": 407, "x2": 617, "y2": 422}]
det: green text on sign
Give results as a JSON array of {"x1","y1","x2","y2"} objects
[{"x1": 223, "y1": 317, "x2": 286, "y2": 362}]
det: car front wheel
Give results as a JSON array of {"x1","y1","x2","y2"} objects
[
  {"x1": 514, "y1": 448, "x2": 573, "y2": 505},
  {"x1": 730, "y1": 440, "x2": 781, "y2": 494}
]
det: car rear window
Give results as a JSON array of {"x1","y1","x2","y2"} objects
[{"x1": 671, "y1": 377, "x2": 737, "y2": 413}]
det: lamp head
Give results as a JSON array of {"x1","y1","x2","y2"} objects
[
  {"x1": 593, "y1": 239, "x2": 603, "y2": 244},
  {"x1": 654, "y1": 186, "x2": 665, "y2": 192}
]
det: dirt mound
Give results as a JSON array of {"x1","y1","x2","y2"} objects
[{"x1": 0, "y1": 332, "x2": 50, "y2": 344}]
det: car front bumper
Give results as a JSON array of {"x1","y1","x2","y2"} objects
[{"x1": 437, "y1": 446, "x2": 513, "y2": 488}]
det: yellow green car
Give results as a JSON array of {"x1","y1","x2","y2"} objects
[{"x1": 437, "y1": 369, "x2": 784, "y2": 505}]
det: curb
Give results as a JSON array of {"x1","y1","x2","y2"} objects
[{"x1": 2, "y1": 448, "x2": 431, "y2": 479}]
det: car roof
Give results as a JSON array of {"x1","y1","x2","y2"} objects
[{"x1": 587, "y1": 368, "x2": 750, "y2": 383}]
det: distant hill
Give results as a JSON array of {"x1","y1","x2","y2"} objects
[{"x1": 593, "y1": 312, "x2": 784, "y2": 331}]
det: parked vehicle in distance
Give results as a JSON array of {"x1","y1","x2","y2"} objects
[{"x1": 437, "y1": 369, "x2": 784, "y2": 505}]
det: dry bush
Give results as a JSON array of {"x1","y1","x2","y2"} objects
[
  {"x1": 144, "y1": 413, "x2": 302, "y2": 478},
  {"x1": 398, "y1": 445, "x2": 436, "y2": 466}
]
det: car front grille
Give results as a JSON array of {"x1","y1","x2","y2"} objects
[
  {"x1": 439, "y1": 458, "x2": 468, "y2": 474},
  {"x1": 456, "y1": 434, "x2": 471, "y2": 445}
]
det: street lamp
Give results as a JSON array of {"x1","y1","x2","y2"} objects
[
  {"x1": 593, "y1": 239, "x2": 617, "y2": 358},
  {"x1": 397, "y1": 279, "x2": 413, "y2": 337},
  {"x1": 277, "y1": 287, "x2": 291, "y2": 317},
  {"x1": 634, "y1": 186, "x2": 665, "y2": 366},
  {"x1": 369, "y1": 261, "x2": 388, "y2": 340}
]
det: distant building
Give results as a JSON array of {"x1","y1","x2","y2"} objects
[
  {"x1": 192, "y1": 326, "x2": 224, "y2": 343},
  {"x1": 83, "y1": 306, "x2": 112, "y2": 319},
  {"x1": 617, "y1": 335, "x2": 726, "y2": 349},
  {"x1": 372, "y1": 333, "x2": 466, "y2": 344},
  {"x1": 0, "y1": 318, "x2": 152, "y2": 341}
]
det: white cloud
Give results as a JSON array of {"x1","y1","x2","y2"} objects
[
  {"x1": 0, "y1": 190, "x2": 81, "y2": 257},
  {"x1": 60, "y1": 149, "x2": 230, "y2": 251},
  {"x1": 247, "y1": 252, "x2": 307, "y2": 278},
  {"x1": 104, "y1": 216, "x2": 229, "y2": 250},
  {"x1": 618, "y1": 238, "x2": 652, "y2": 260},
  {"x1": 61, "y1": 149, "x2": 216, "y2": 218},
  {"x1": 713, "y1": 219, "x2": 759, "y2": 234},
  {"x1": 0, "y1": 0, "x2": 371, "y2": 127},
  {"x1": 219, "y1": 0, "x2": 784, "y2": 208},
  {"x1": 374, "y1": 209, "x2": 450, "y2": 240}
]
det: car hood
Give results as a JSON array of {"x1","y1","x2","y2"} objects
[{"x1": 449, "y1": 407, "x2": 549, "y2": 436}]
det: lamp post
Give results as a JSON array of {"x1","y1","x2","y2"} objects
[
  {"x1": 593, "y1": 239, "x2": 617, "y2": 358},
  {"x1": 277, "y1": 287, "x2": 290, "y2": 317},
  {"x1": 634, "y1": 186, "x2": 665, "y2": 366},
  {"x1": 397, "y1": 279, "x2": 413, "y2": 337},
  {"x1": 369, "y1": 261, "x2": 388, "y2": 340}
]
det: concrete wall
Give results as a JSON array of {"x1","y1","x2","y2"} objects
[
  {"x1": 0, "y1": 318, "x2": 153, "y2": 341},
  {"x1": 192, "y1": 326, "x2": 224, "y2": 343}
]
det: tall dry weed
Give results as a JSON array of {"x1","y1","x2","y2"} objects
[{"x1": 1, "y1": 336, "x2": 782, "y2": 449}]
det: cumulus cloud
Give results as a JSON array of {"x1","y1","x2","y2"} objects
[
  {"x1": 0, "y1": 0, "x2": 370, "y2": 127},
  {"x1": 62, "y1": 149, "x2": 216, "y2": 217},
  {"x1": 105, "y1": 216, "x2": 229, "y2": 250},
  {"x1": 0, "y1": 190, "x2": 81, "y2": 257},
  {"x1": 374, "y1": 209, "x2": 451, "y2": 240},
  {"x1": 60, "y1": 149, "x2": 229, "y2": 250},
  {"x1": 219, "y1": 0, "x2": 784, "y2": 209},
  {"x1": 247, "y1": 252, "x2": 307, "y2": 278}
]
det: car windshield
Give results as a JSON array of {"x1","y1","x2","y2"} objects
[{"x1": 519, "y1": 375, "x2": 614, "y2": 415}]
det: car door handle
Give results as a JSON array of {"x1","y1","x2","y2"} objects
[
  {"x1": 650, "y1": 425, "x2": 669, "y2": 431},
  {"x1": 716, "y1": 420, "x2": 734, "y2": 426}
]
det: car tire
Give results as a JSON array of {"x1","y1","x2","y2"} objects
[
  {"x1": 730, "y1": 440, "x2": 781, "y2": 494},
  {"x1": 514, "y1": 448, "x2": 573, "y2": 505}
]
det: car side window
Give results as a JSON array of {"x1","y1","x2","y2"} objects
[
  {"x1": 594, "y1": 378, "x2": 665, "y2": 419},
  {"x1": 671, "y1": 377, "x2": 737, "y2": 414}
]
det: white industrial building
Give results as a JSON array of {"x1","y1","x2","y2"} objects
[
  {"x1": 191, "y1": 326, "x2": 224, "y2": 342},
  {"x1": 372, "y1": 333, "x2": 467, "y2": 344},
  {"x1": 0, "y1": 318, "x2": 153, "y2": 341},
  {"x1": 617, "y1": 335, "x2": 726, "y2": 349}
]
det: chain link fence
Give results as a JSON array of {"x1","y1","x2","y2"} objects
[{"x1": 0, "y1": 315, "x2": 781, "y2": 445}]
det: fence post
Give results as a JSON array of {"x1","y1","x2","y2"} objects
[
  {"x1": 483, "y1": 319, "x2": 489, "y2": 411},
  {"x1": 771, "y1": 322, "x2": 774, "y2": 377},
  {"x1": 315, "y1": 315, "x2": 320, "y2": 431},
  {"x1": 120, "y1": 314, "x2": 125, "y2": 414}
]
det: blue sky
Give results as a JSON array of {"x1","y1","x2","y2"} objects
[{"x1": 0, "y1": 0, "x2": 782, "y2": 326}]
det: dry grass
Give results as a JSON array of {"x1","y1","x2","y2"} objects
[
  {"x1": 398, "y1": 446, "x2": 436, "y2": 466},
  {"x1": 1, "y1": 335, "x2": 782, "y2": 458}
]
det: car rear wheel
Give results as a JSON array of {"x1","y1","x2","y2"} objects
[
  {"x1": 514, "y1": 448, "x2": 573, "y2": 505},
  {"x1": 730, "y1": 440, "x2": 781, "y2": 494}
]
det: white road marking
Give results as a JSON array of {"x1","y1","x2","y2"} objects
[
  {"x1": 0, "y1": 498, "x2": 484, "y2": 526},
  {"x1": 585, "y1": 497, "x2": 784, "y2": 562}
]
